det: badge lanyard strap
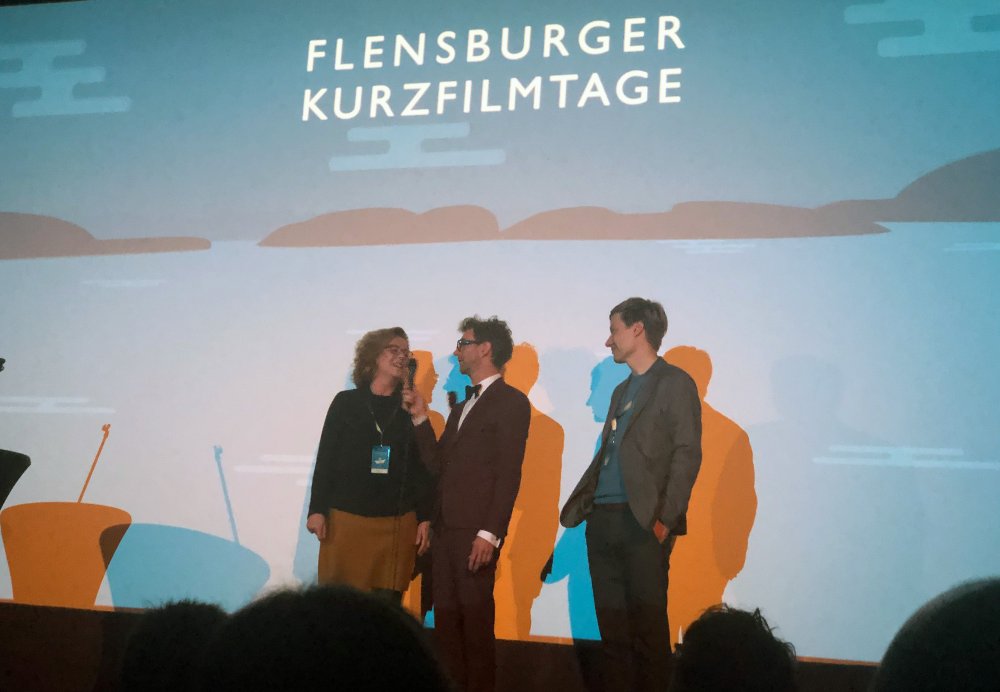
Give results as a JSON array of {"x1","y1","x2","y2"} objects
[
  {"x1": 605, "y1": 378, "x2": 635, "y2": 465},
  {"x1": 609, "y1": 377, "x2": 636, "y2": 447},
  {"x1": 366, "y1": 394, "x2": 401, "y2": 446}
]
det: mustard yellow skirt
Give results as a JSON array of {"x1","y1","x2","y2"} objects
[{"x1": 318, "y1": 509, "x2": 417, "y2": 593}]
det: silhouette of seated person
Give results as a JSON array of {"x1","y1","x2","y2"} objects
[
  {"x1": 663, "y1": 346, "x2": 755, "y2": 647},
  {"x1": 203, "y1": 585, "x2": 451, "y2": 692},
  {"x1": 871, "y1": 578, "x2": 1000, "y2": 692},
  {"x1": 494, "y1": 342, "x2": 564, "y2": 640},
  {"x1": 120, "y1": 599, "x2": 227, "y2": 692},
  {"x1": 668, "y1": 604, "x2": 797, "y2": 692}
]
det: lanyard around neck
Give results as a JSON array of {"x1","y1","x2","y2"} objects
[{"x1": 365, "y1": 392, "x2": 400, "y2": 445}]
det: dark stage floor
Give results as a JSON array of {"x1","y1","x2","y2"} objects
[{"x1": 0, "y1": 601, "x2": 876, "y2": 691}]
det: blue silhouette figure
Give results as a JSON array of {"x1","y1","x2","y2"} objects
[
  {"x1": 441, "y1": 353, "x2": 472, "y2": 404},
  {"x1": 544, "y1": 356, "x2": 629, "y2": 640},
  {"x1": 586, "y1": 357, "x2": 630, "y2": 424}
]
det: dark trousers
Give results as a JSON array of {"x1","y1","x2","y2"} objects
[
  {"x1": 586, "y1": 505, "x2": 674, "y2": 692},
  {"x1": 433, "y1": 527, "x2": 498, "y2": 692}
]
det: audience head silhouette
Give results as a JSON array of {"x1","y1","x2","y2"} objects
[
  {"x1": 871, "y1": 578, "x2": 1000, "y2": 692},
  {"x1": 120, "y1": 599, "x2": 227, "y2": 692},
  {"x1": 203, "y1": 585, "x2": 450, "y2": 692},
  {"x1": 669, "y1": 605, "x2": 797, "y2": 692}
]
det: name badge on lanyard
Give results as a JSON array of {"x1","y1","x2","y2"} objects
[
  {"x1": 604, "y1": 400, "x2": 633, "y2": 466},
  {"x1": 371, "y1": 445, "x2": 391, "y2": 474},
  {"x1": 367, "y1": 393, "x2": 399, "y2": 475}
]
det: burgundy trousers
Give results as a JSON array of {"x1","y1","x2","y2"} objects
[{"x1": 432, "y1": 526, "x2": 499, "y2": 692}]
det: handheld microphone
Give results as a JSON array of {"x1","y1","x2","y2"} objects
[{"x1": 407, "y1": 358, "x2": 418, "y2": 390}]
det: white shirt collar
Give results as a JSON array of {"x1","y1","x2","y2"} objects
[
  {"x1": 457, "y1": 373, "x2": 501, "y2": 431},
  {"x1": 473, "y1": 373, "x2": 502, "y2": 396}
]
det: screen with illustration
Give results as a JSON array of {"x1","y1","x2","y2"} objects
[{"x1": 2, "y1": 0, "x2": 998, "y2": 663}]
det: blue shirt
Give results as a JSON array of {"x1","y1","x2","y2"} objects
[{"x1": 594, "y1": 370, "x2": 649, "y2": 504}]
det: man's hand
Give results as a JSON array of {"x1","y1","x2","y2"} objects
[
  {"x1": 415, "y1": 521, "x2": 431, "y2": 556},
  {"x1": 467, "y1": 536, "x2": 496, "y2": 572},
  {"x1": 653, "y1": 520, "x2": 670, "y2": 544},
  {"x1": 306, "y1": 512, "x2": 327, "y2": 541},
  {"x1": 402, "y1": 387, "x2": 429, "y2": 422}
]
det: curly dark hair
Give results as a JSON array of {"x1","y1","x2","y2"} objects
[
  {"x1": 351, "y1": 327, "x2": 408, "y2": 386},
  {"x1": 669, "y1": 605, "x2": 797, "y2": 692},
  {"x1": 459, "y1": 315, "x2": 514, "y2": 370}
]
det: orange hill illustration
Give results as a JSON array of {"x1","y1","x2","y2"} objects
[
  {"x1": 259, "y1": 206, "x2": 499, "y2": 247},
  {"x1": 504, "y1": 202, "x2": 887, "y2": 240},
  {"x1": 821, "y1": 148, "x2": 1000, "y2": 222},
  {"x1": 258, "y1": 148, "x2": 998, "y2": 247},
  {"x1": 260, "y1": 201, "x2": 886, "y2": 246},
  {"x1": 0, "y1": 212, "x2": 210, "y2": 260}
]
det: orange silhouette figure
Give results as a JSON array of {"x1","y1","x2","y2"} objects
[
  {"x1": 0, "y1": 423, "x2": 131, "y2": 608},
  {"x1": 402, "y1": 351, "x2": 445, "y2": 619},
  {"x1": 412, "y1": 350, "x2": 446, "y2": 437},
  {"x1": 664, "y1": 347, "x2": 756, "y2": 647},
  {"x1": 494, "y1": 343, "x2": 564, "y2": 640}
]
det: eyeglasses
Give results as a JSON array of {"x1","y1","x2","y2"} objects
[
  {"x1": 456, "y1": 338, "x2": 482, "y2": 348},
  {"x1": 384, "y1": 345, "x2": 411, "y2": 358}
]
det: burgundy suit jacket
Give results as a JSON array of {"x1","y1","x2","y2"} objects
[{"x1": 415, "y1": 378, "x2": 531, "y2": 541}]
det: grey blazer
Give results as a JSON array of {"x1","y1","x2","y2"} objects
[{"x1": 560, "y1": 358, "x2": 702, "y2": 535}]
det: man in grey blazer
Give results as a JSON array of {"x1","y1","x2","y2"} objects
[{"x1": 560, "y1": 297, "x2": 702, "y2": 692}]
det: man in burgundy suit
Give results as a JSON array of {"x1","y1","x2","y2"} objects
[{"x1": 407, "y1": 315, "x2": 531, "y2": 692}]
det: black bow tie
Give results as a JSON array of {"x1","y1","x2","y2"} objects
[{"x1": 465, "y1": 384, "x2": 482, "y2": 401}]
